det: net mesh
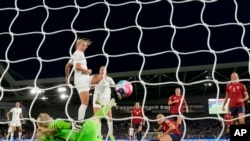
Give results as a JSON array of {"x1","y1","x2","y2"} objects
[{"x1": 1, "y1": 0, "x2": 250, "y2": 140}]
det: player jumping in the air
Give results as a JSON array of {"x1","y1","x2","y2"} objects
[{"x1": 91, "y1": 65, "x2": 117, "y2": 141}]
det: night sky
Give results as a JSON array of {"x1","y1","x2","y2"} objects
[{"x1": 0, "y1": 0, "x2": 250, "y2": 80}]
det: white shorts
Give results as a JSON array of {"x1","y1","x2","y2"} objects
[
  {"x1": 74, "y1": 75, "x2": 91, "y2": 93},
  {"x1": 9, "y1": 121, "x2": 21, "y2": 127}
]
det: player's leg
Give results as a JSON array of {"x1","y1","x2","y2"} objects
[
  {"x1": 6, "y1": 126, "x2": 12, "y2": 139},
  {"x1": 9, "y1": 125, "x2": 16, "y2": 141},
  {"x1": 237, "y1": 106, "x2": 246, "y2": 125},
  {"x1": 78, "y1": 91, "x2": 89, "y2": 120},
  {"x1": 169, "y1": 133, "x2": 181, "y2": 141},
  {"x1": 75, "y1": 76, "x2": 90, "y2": 121},
  {"x1": 129, "y1": 127, "x2": 134, "y2": 141},
  {"x1": 93, "y1": 90, "x2": 106, "y2": 138},
  {"x1": 158, "y1": 133, "x2": 172, "y2": 141},
  {"x1": 101, "y1": 94, "x2": 115, "y2": 141},
  {"x1": 171, "y1": 114, "x2": 178, "y2": 123},
  {"x1": 93, "y1": 98, "x2": 116, "y2": 118},
  {"x1": 17, "y1": 125, "x2": 22, "y2": 141},
  {"x1": 95, "y1": 90, "x2": 104, "y2": 105},
  {"x1": 93, "y1": 105, "x2": 101, "y2": 113},
  {"x1": 78, "y1": 119, "x2": 101, "y2": 141},
  {"x1": 107, "y1": 110, "x2": 115, "y2": 141},
  {"x1": 137, "y1": 123, "x2": 143, "y2": 141},
  {"x1": 172, "y1": 114, "x2": 182, "y2": 133},
  {"x1": 225, "y1": 125, "x2": 230, "y2": 140},
  {"x1": 93, "y1": 105, "x2": 102, "y2": 137},
  {"x1": 134, "y1": 124, "x2": 140, "y2": 141},
  {"x1": 231, "y1": 115, "x2": 237, "y2": 125},
  {"x1": 77, "y1": 86, "x2": 90, "y2": 121},
  {"x1": 177, "y1": 115, "x2": 184, "y2": 133},
  {"x1": 176, "y1": 116, "x2": 182, "y2": 125},
  {"x1": 78, "y1": 101, "x2": 116, "y2": 141},
  {"x1": 230, "y1": 107, "x2": 238, "y2": 125},
  {"x1": 93, "y1": 90, "x2": 102, "y2": 114}
]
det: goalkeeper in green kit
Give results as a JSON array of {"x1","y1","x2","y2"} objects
[{"x1": 36, "y1": 98, "x2": 116, "y2": 141}]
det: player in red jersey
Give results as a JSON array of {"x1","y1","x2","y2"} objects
[
  {"x1": 155, "y1": 114, "x2": 182, "y2": 141},
  {"x1": 222, "y1": 72, "x2": 249, "y2": 125},
  {"x1": 168, "y1": 87, "x2": 188, "y2": 130},
  {"x1": 130, "y1": 102, "x2": 144, "y2": 141}
]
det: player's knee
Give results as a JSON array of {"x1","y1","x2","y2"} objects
[{"x1": 18, "y1": 127, "x2": 22, "y2": 132}]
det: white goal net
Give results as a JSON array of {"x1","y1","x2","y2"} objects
[{"x1": 1, "y1": 0, "x2": 250, "y2": 141}]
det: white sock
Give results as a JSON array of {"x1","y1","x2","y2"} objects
[
  {"x1": 10, "y1": 133, "x2": 14, "y2": 141},
  {"x1": 78, "y1": 104, "x2": 87, "y2": 121},
  {"x1": 107, "y1": 120, "x2": 113, "y2": 135},
  {"x1": 6, "y1": 133, "x2": 10, "y2": 139},
  {"x1": 18, "y1": 132, "x2": 22, "y2": 140},
  {"x1": 7, "y1": 127, "x2": 11, "y2": 139}
]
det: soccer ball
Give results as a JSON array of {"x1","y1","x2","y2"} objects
[{"x1": 115, "y1": 80, "x2": 133, "y2": 98}]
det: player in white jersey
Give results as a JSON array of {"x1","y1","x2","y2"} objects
[
  {"x1": 71, "y1": 38, "x2": 92, "y2": 121},
  {"x1": 91, "y1": 66, "x2": 117, "y2": 141},
  {"x1": 6, "y1": 101, "x2": 23, "y2": 141}
]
